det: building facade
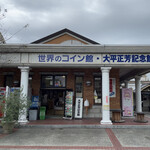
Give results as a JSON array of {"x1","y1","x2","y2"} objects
[{"x1": 0, "y1": 29, "x2": 149, "y2": 124}]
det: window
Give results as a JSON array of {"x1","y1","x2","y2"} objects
[
  {"x1": 75, "y1": 76, "x2": 83, "y2": 98},
  {"x1": 94, "y1": 77, "x2": 102, "y2": 104},
  {"x1": 42, "y1": 76, "x2": 53, "y2": 88},
  {"x1": 4, "y1": 75, "x2": 13, "y2": 87},
  {"x1": 54, "y1": 76, "x2": 66, "y2": 87},
  {"x1": 41, "y1": 75, "x2": 66, "y2": 88}
]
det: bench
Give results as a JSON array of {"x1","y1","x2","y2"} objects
[
  {"x1": 134, "y1": 112, "x2": 148, "y2": 123},
  {"x1": 110, "y1": 109, "x2": 125, "y2": 123}
]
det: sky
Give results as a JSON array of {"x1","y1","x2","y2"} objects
[{"x1": 0, "y1": 0, "x2": 150, "y2": 44}]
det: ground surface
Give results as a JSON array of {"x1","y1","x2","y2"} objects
[{"x1": 0, "y1": 127, "x2": 150, "y2": 150}]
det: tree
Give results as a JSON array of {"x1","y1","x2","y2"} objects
[
  {"x1": 0, "y1": 7, "x2": 7, "y2": 21},
  {"x1": 0, "y1": 7, "x2": 7, "y2": 44},
  {"x1": 0, "y1": 6, "x2": 29, "y2": 43}
]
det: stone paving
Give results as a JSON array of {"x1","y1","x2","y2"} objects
[
  {"x1": 0, "y1": 128, "x2": 150, "y2": 150},
  {"x1": 0, "y1": 115, "x2": 150, "y2": 150}
]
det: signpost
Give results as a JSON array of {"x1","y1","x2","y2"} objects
[{"x1": 75, "y1": 98, "x2": 83, "y2": 119}]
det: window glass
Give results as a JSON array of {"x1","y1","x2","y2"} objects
[
  {"x1": 41, "y1": 75, "x2": 66, "y2": 88},
  {"x1": 75, "y1": 76, "x2": 83, "y2": 98},
  {"x1": 5, "y1": 75, "x2": 13, "y2": 87},
  {"x1": 54, "y1": 76, "x2": 66, "y2": 87},
  {"x1": 94, "y1": 77, "x2": 102, "y2": 104},
  {"x1": 42, "y1": 76, "x2": 53, "y2": 88}
]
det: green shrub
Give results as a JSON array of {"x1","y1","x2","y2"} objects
[{"x1": 0, "y1": 90, "x2": 31, "y2": 122}]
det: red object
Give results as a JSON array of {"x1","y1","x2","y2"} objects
[
  {"x1": 0, "y1": 106, "x2": 3, "y2": 117},
  {"x1": 106, "y1": 96, "x2": 108, "y2": 104},
  {"x1": 0, "y1": 100, "x2": 5, "y2": 118}
]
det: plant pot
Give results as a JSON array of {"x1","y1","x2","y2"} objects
[{"x1": 1, "y1": 121, "x2": 16, "y2": 134}]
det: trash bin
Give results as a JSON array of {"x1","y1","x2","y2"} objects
[
  {"x1": 29, "y1": 109, "x2": 38, "y2": 121},
  {"x1": 40, "y1": 106, "x2": 46, "y2": 120}
]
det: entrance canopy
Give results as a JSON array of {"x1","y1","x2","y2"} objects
[{"x1": 0, "y1": 44, "x2": 150, "y2": 82}]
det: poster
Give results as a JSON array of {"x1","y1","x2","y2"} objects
[
  {"x1": 122, "y1": 88, "x2": 133, "y2": 116},
  {"x1": 64, "y1": 90, "x2": 73, "y2": 119},
  {"x1": 109, "y1": 78, "x2": 116, "y2": 97},
  {"x1": 75, "y1": 98, "x2": 83, "y2": 118},
  {"x1": 31, "y1": 96, "x2": 39, "y2": 108}
]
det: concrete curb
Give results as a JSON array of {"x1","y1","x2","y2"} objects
[{"x1": 20, "y1": 124, "x2": 150, "y2": 129}]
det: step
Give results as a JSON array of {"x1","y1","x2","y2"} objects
[
  {"x1": 83, "y1": 113, "x2": 102, "y2": 118},
  {"x1": 90, "y1": 108, "x2": 101, "y2": 113},
  {"x1": 83, "y1": 105, "x2": 102, "y2": 118},
  {"x1": 84, "y1": 109, "x2": 101, "y2": 113},
  {"x1": 92, "y1": 105, "x2": 102, "y2": 109}
]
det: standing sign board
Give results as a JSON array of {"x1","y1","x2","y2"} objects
[
  {"x1": 75, "y1": 98, "x2": 83, "y2": 118},
  {"x1": 122, "y1": 88, "x2": 133, "y2": 116},
  {"x1": 31, "y1": 96, "x2": 39, "y2": 108},
  {"x1": 64, "y1": 90, "x2": 73, "y2": 119},
  {"x1": 10, "y1": 87, "x2": 20, "y2": 93}
]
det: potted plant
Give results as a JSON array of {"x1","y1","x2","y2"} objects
[{"x1": 0, "y1": 89, "x2": 30, "y2": 133}]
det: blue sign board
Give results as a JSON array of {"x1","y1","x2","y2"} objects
[{"x1": 31, "y1": 96, "x2": 39, "y2": 108}]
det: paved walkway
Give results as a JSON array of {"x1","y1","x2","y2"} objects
[
  {"x1": 0, "y1": 128, "x2": 150, "y2": 150},
  {"x1": 25, "y1": 115, "x2": 150, "y2": 128},
  {"x1": 0, "y1": 115, "x2": 150, "y2": 149}
]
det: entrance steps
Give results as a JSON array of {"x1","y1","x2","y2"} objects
[{"x1": 83, "y1": 105, "x2": 102, "y2": 118}]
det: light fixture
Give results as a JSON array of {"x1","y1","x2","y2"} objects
[
  {"x1": 28, "y1": 77, "x2": 32, "y2": 80},
  {"x1": 86, "y1": 81, "x2": 91, "y2": 86},
  {"x1": 13, "y1": 81, "x2": 19, "y2": 84}
]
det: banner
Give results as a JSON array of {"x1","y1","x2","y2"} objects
[
  {"x1": 110, "y1": 78, "x2": 116, "y2": 97},
  {"x1": 122, "y1": 88, "x2": 133, "y2": 116}
]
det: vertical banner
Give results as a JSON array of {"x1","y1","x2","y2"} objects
[
  {"x1": 109, "y1": 78, "x2": 116, "y2": 97},
  {"x1": 122, "y1": 88, "x2": 133, "y2": 116},
  {"x1": 75, "y1": 98, "x2": 83, "y2": 118}
]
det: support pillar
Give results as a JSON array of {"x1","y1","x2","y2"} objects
[
  {"x1": 135, "y1": 76, "x2": 142, "y2": 112},
  {"x1": 124, "y1": 80, "x2": 129, "y2": 88},
  {"x1": 18, "y1": 66, "x2": 30, "y2": 123},
  {"x1": 100, "y1": 67, "x2": 112, "y2": 124}
]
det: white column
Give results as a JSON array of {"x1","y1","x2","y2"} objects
[
  {"x1": 124, "y1": 80, "x2": 129, "y2": 88},
  {"x1": 18, "y1": 66, "x2": 30, "y2": 123},
  {"x1": 100, "y1": 67, "x2": 112, "y2": 124},
  {"x1": 135, "y1": 76, "x2": 142, "y2": 112}
]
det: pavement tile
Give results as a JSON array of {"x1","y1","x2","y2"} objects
[
  {"x1": 0, "y1": 115, "x2": 150, "y2": 149},
  {"x1": 0, "y1": 128, "x2": 112, "y2": 147},
  {"x1": 112, "y1": 128, "x2": 150, "y2": 147}
]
